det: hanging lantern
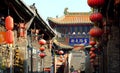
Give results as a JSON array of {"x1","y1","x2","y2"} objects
[
  {"x1": 35, "y1": 29, "x2": 39, "y2": 34},
  {"x1": 90, "y1": 12, "x2": 103, "y2": 22},
  {"x1": 19, "y1": 23, "x2": 25, "y2": 28},
  {"x1": 90, "y1": 59, "x2": 94, "y2": 63},
  {"x1": 89, "y1": 51, "x2": 94, "y2": 55},
  {"x1": 38, "y1": 39, "x2": 46, "y2": 45},
  {"x1": 89, "y1": 26, "x2": 103, "y2": 37},
  {"x1": 39, "y1": 53, "x2": 46, "y2": 58},
  {"x1": 90, "y1": 53, "x2": 96, "y2": 59},
  {"x1": 89, "y1": 40, "x2": 96, "y2": 46},
  {"x1": 39, "y1": 46, "x2": 45, "y2": 51},
  {"x1": 59, "y1": 50, "x2": 64, "y2": 55},
  {"x1": 87, "y1": 0, "x2": 105, "y2": 8},
  {"x1": 5, "y1": 30, "x2": 14, "y2": 44},
  {"x1": 5, "y1": 15, "x2": 14, "y2": 30},
  {"x1": 19, "y1": 28, "x2": 25, "y2": 37},
  {"x1": 90, "y1": 47, "x2": 96, "y2": 51}
]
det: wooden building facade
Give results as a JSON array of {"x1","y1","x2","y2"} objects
[{"x1": 0, "y1": 0, "x2": 55, "y2": 73}]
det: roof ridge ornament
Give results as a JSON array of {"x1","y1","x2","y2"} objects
[{"x1": 64, "y1": 7, "x2": 69, "y2": 15}]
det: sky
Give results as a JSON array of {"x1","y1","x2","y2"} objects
[{"x1": 23, "y1": 0, "x2": 91, "y2": 23}]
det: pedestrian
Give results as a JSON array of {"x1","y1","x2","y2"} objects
[{"x1": 70, "y1": 65, "x2": 74, "y2": 73}]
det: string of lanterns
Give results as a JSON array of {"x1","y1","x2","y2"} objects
[
  {"x1": 87, "y1": 0, "x2": 105, "y2": 65},
  {"x1": 5, "y1": 15, "x2": 14, "y2": 44},
  {"x1": 19, "y1": 23, "x2": 25, "y2": 37},
  {"x1": 39, "y1": 39, "x2": 46, "y2": 58}
]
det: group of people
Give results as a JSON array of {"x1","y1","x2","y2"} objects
[{"x1": 70, "y1": 65, "x2": 85, "y2": 73}]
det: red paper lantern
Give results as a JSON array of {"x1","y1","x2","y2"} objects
[
  {"x1": 20, "y1": 28, "x2": 25, "y2": 37},
  {"x1": 89, "y1": 51, "x2": 94, "y2": 55},
  {"x1": 5, "y1": 16, "x2": 14, "y2": 30},
  {"x1": 38, "y1": 39, "x2": 46, "y2": 45},
  {"x1": 5, "y1": 30, "x2": 14, "y2": 44},
  {"x1": 39, "y1": 46, "x2": 45, "y2": 51},
  {"x1": 89, "y1": 41, "x2": 96, "y2": 46},
  {"x1": 87, "y1": 0, "x2": 105, "y2": 8},
  {"x1": 35, "y1": 29, "x2": 39, "y2": 34},
  {"x1": 19, "y1": 23, "x2": 25, "y2": 28},
  {"x1": 89, "y1": 26, "x2": 103, "y2": 37},
  {"x1": 39, "y1": 53, "x2": 46, "y2": 58},
  {"x1": 59, "y1": 50, "x2": 64, "y2": 55},
  {"x1": 90, "y1": 59, "x2": 94, "y2": 63},
  {"x1": 90, "y1": 47, "x2": 96, "y2": 51},
  {"x1": 90, "y1": 12, "x2": 103, "y2": 22},
  {"x1": 90, "y1": 53, "x2": 96, "y2": 59}
]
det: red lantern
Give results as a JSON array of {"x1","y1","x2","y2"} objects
[
  {"x1": 5, "y1": 30, "x2": 14, "y2": 44},
  {"x1": 90, "y1": 59, "x2": 94, "y2": 63},
  {"x1": 19, "y1": 23, "x2": 25, "y2": 28},
  {"x1": 90, "y1": 12, "x2": 103, "y2": 22},
  {"x1": 89, "y1": 51, "x2": 94, "y2": 55},
  {"x1": 39, "y1": 46, "x2": 45, "y2": 51},
  {"x1": 59, "y1": 50, "x2": 64, "y2": 55},
  {"x1": 90, "y1": 53, "x2": 96, "y2": 59},
  {"x1": 38, "y1": 39, "x2": 46, "y2": 45},
  {"x1": 87, "y1": 0, "x2": 105, "y2": 8},
  {"x1": 89, "y1": 26, "x2": 103, "y2": 37},
  {"x1": 5, "y1": 16, "x2": 14, "y2": 30},
  {"x1": 35, "y1": 29, "x2": 39, "y2": 34},
  {"x1": 90, "y1": 47, "x2": 96, "y2": 51},
  {"x1": 89, "y1": 41, "x2": 96, "y2": 46},
  {"x1": 39, "y1": 53, "x2": 46, "y2": 58},
  {"x1": 20, "y1": 28, "x2": 25, "y2": 37}
]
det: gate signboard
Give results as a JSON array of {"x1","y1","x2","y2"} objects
[{"x1": 69, "y1": 38, "x2": 89, "y2": 46}]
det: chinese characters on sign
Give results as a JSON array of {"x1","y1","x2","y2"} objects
[{"x1": 69, "y1": 38, "x2": 89, "y2": 46}]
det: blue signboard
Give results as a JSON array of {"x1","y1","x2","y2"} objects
[{"x1": 69, "y1": 38, "x2": 89, "y2": 46}]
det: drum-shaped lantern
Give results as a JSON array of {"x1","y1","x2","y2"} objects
[
  {"x1": 90, "y1": 53, "x2": 96, "y2": 59},
  {"x1": 35, "y1": 29, "x2": 39, "y2": 34},
  {"x1": 87, "y1": 0, "x2": 105, "y2": 8},
  {"x1": 90, "y1": 59, "x2": 94, "y2": 63},
  {"x1": 39, "y1": 46, "x2": 45, "y2": 51},
  {"x1": 89, "y1": 51, "x2": 94, "y2": 55},
  {"x1": 5, "y1": 30, "x2": 14, "y2": 44},
  {"x1": 39, "y1": 52, "x2": 46, "y2": 58},
  {"x1": 89, "y1": 40, "x2": 96, "y2": 46},
  {"x1": 19, "y1": 23, "x2": 25, "y2": 28},
  {"x1": 38, "y1": 39, "x2": 46, "y2": 45},
  {"x1": 90, "y1": 12, "x2": 103, "y2": 22},
  {"x1": 5, "y1": 16, "x2": 14, "y2": 30},
  {"x1": 59, "y1": 50, "x2": 64, "y2": 55},
  {"x1": 90, "y1": 47, "x2": 96, "y2": 51},
  {"x1": 20, "y1": 28, "x2": 25, "y2": 37},
  {"x1": 89, "y1": 26, "x2": 103, "y2": 37}
]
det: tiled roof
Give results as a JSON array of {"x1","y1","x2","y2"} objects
[
  {"x1": 48, "y1": 12, "x2": 92, "y2": 25},
  {"x1": 53, "y1": 39, "x2": 73, "y2": 50}
]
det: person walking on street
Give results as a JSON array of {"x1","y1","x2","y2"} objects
[{"x1": 70, "y1": 65, "x2": 74, "y2": 73}]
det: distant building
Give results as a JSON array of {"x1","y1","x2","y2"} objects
[{"x1": 48, "y1": 8, "x2": 93, "y2": 47}]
